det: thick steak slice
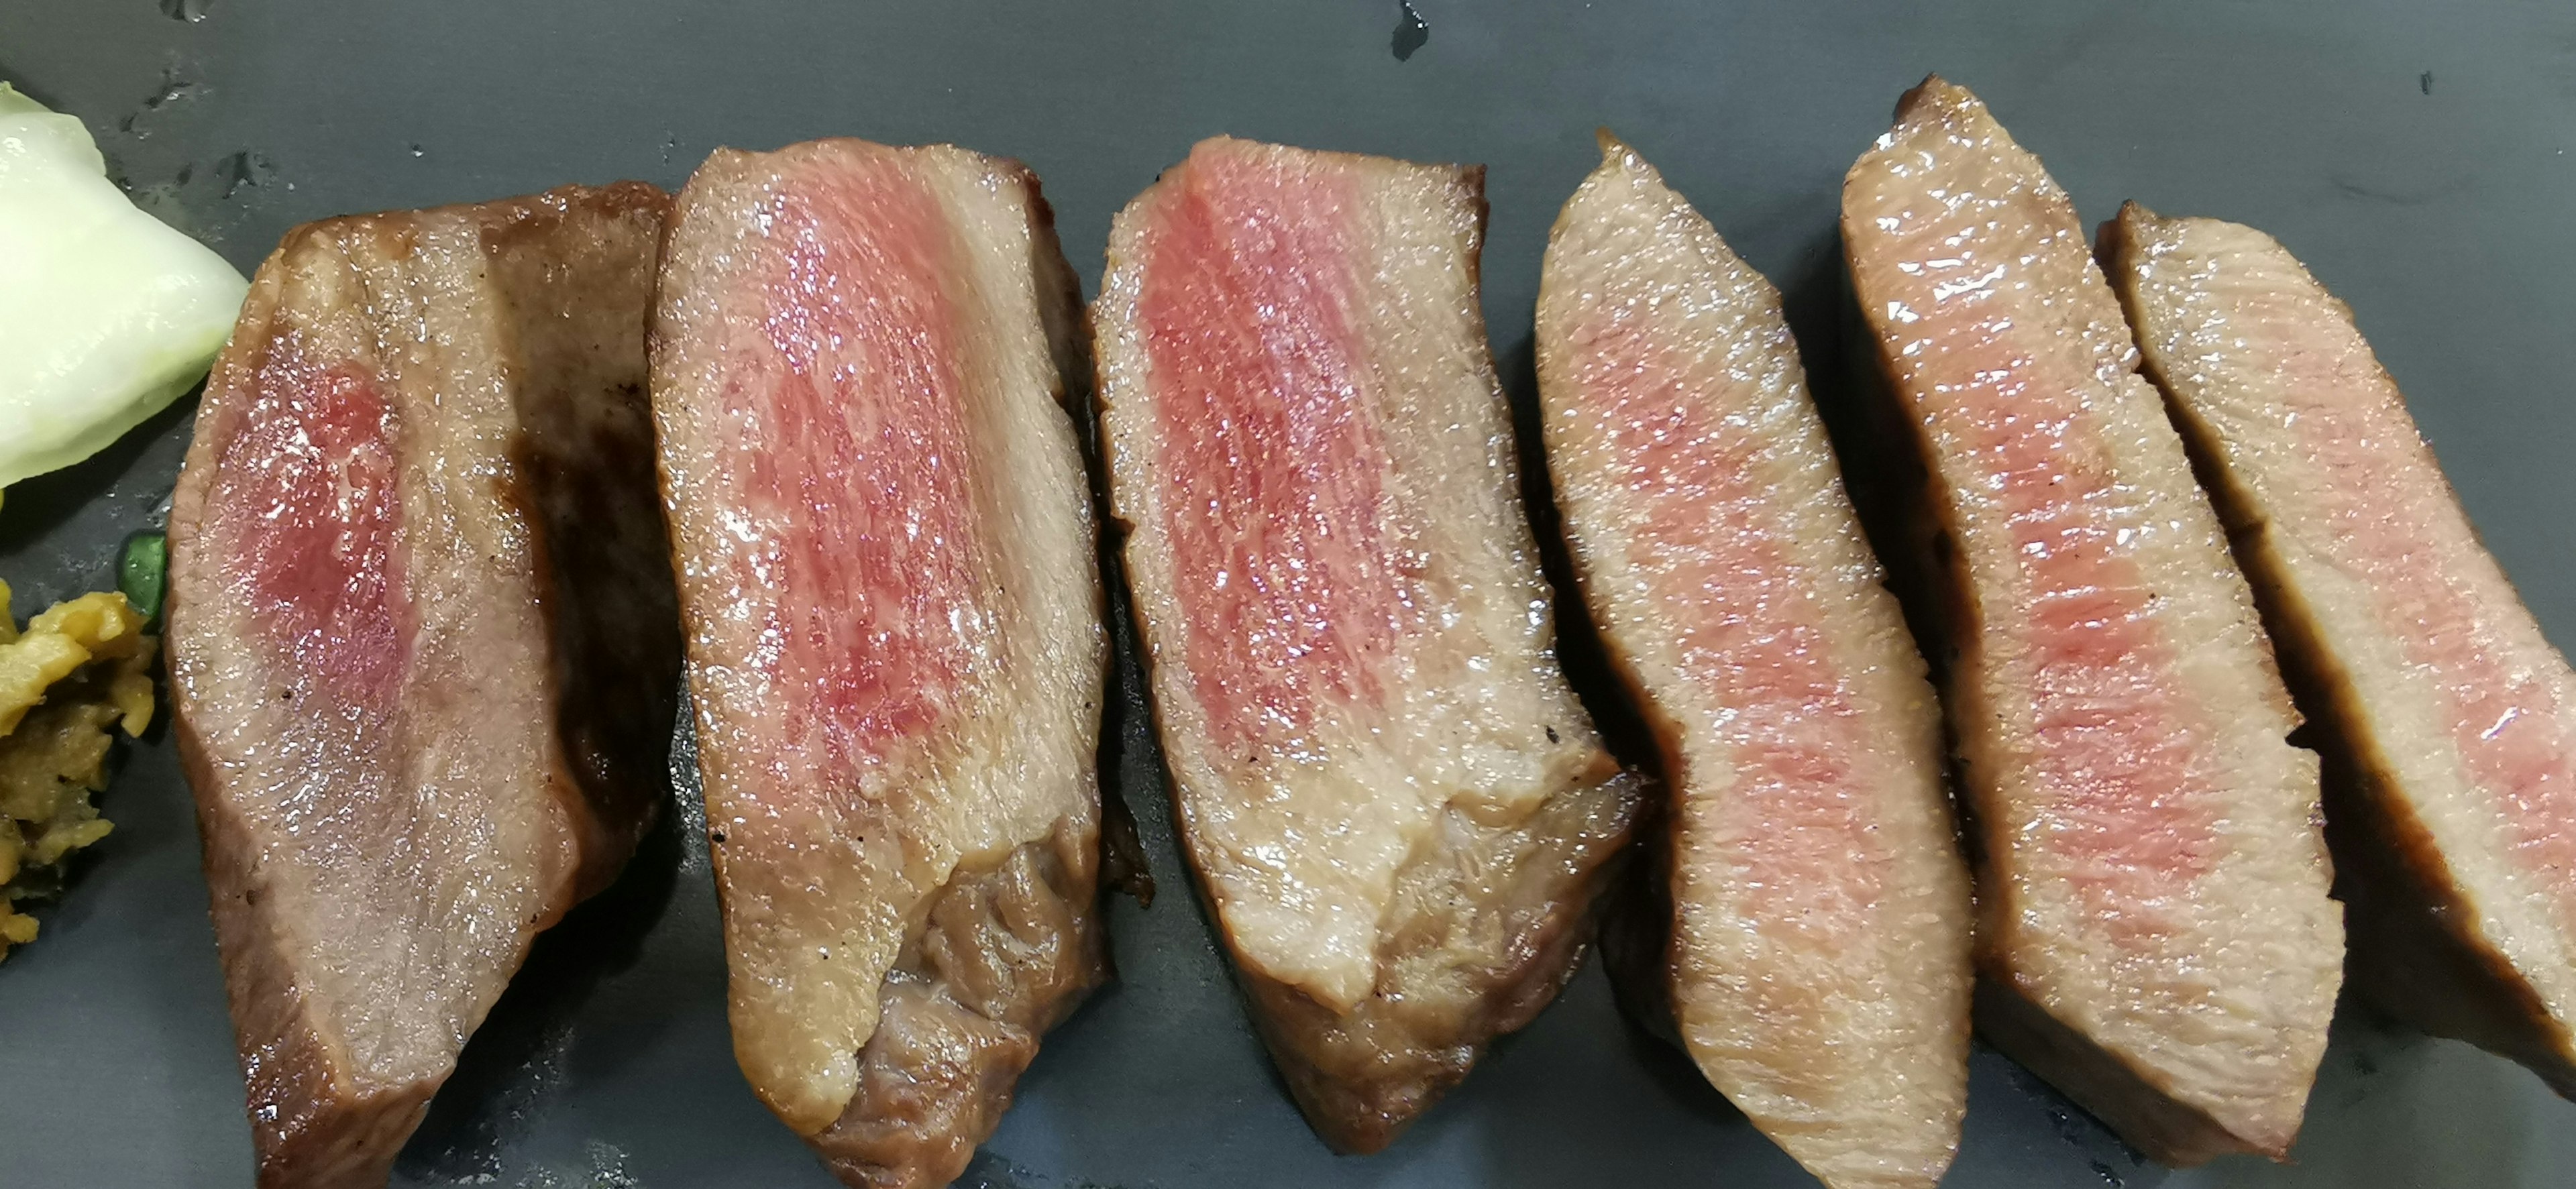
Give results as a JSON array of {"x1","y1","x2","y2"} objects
[
  {"x1": 2109, "y1": 205, "x2": 2576, "y2": 1096},
  {"x1": 651, "y1": 139, "x2": 1106, "y2": 1189},
  {"x1": 1841, "y1": 78, "x2": 2342, "y2": 1164},
  {"x1": 1095, "y1": 136, "x2": 1644, "y2": 1153},
  {"x1": 166, "y1": 182, "x2": 680, "y2": 1189},
  {"x1": 1537, "y1": 134, "x2": 1972, "y2": 1189}
]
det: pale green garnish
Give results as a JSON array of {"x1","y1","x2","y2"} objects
[{"x1": 0, "y1": 82, "x2": 248, "y2": 491}]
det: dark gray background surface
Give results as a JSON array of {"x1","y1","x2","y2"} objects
[{"x1": 3, "y1": 1, "x2": 2573, "y2": 1186}]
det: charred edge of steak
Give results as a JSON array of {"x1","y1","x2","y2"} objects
[
  {"x1": 1023, "y1": 162, "x2": 1154, "y2": 912},
  {"x1": 1018, "y1": 162, "x2": 1094, "y2": 426},
  {"x1": 1237, "y1": 775, "x2": 1643, "y2": 1155},
  {"x1": 1824, "y1": 246, "x2": 1990, "y2": 885},
  {"x1": 178, "y1": 705, "x2": 435, "y2": 1189},
  {"x1": 2102, "y1": 217, "x2": 2576, "y2": 1096},
  {"x1": 171, "y1": 245, "x2": 433, "y2": 1189},
  {"x1": 1595, "y1": 781, "x2": 1682, "y2": 1050},
  {"x1": 1533, "y1": 503, "x2": 1678, "y2": 1047},
  {"x1": 1524, "y1": 393, "x2": 1690, "y2": 1051},
  {"x1": 2325, "y1": 752, "x2": 2576, "y2": 1098},
  {"x1": 1972, "y1": 979, "x2": 2261, "y2": 1165},
  {"x1": 810, "y1": 824, "x2": 1108, "y2": 1189},
  {"x1": 486, "y1": 182, "x2": 685, "y2": 905}
]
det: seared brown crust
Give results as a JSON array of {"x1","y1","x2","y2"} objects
[
  {"x1": 1968, "y1": 982, "x2": 2247, "y2": 1164},
  {"x1": 1595, "y1": 789, "x2": 1682, "y2": 1049},
  {"x1": 804, "y1": 171, "x2": 1113, "y2": 1189},
  {"x1": 2322, "y1": 750, "x2": 2576, "y2": 1095},
  {"x1": 484, "y1": 184, "x2": 685, "y2": 905},
  {"x1": 176, "y1": 235, "x2": 438, "y2": 1189},
  {"x1": 170, "y1": 184, "x2": 677, "y2": 1189},
  {"x1": 1227, "y1": 770, "x2": 1640, "y2": 1153},
  {"x1": 654, "y1": 146, "x2": 1106, "y2": 1187},
  {"x1": 2101, "y1": 209, "x2": 2576, "y2": 1096},
  {"x1": 810, "y1": 828, "x2": 1107, "y2": 1186}
]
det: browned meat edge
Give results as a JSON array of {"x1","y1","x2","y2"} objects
[
  {"x1": 798, "y1": 168, "x2": 1114, "y2": 1189},
  {"x1": 1094, "y1": 167, "x2": 1640, "y2": 1153},
  {"x1": 1595, "y1": 781, "x2": 1684, "y2": 1049},
  {"x1": 490, "y1": 184, "x2": 686, "y2": 905},
  {"x1": 814, "y1": 826, "x2": 1107, "y2": 1188},
  {"x1": 1825, "y1": 82, "x2": 2267, "y2": 1164},
  {"x1": 173, "y1": 183, "x2": 680, "y2": 1188},
  {"x1": 1511, "y1": 240, "x2": 1674, "y2": 1056},
  {"x1": 2099, "y1": 210, "x2": 2576, "y2": 1100},
  {"x1": 1240, "y1": 776, "x2": 1635, "y2": 1155},
  {"x1": 170, "y1": 245, "x2": 425, "y2": 1189}
]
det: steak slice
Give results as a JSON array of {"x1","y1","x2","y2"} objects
[
  {"x1": 1094, "y1": 135, "x2": 1644, "y2": 1153},
  {"x1": 1537, "y1": 133, "x2": 1972, "y2": 1189},
  {"x1": 650, "y1": 139, "x2": 1106, "y2": 1189},
  {"x1": 166, "y1": 182, "x2": 680, "y2": 1189},
  {"x1": 1840, "y1": 78, "x2": 2342, "y2": 1164},
  {"x1": 2109, "y1": 205, "x2": 2576, "y2": 1096}
]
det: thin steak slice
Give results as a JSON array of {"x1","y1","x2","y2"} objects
[
  {"x1": 651, "y1": 139, "x2": 1106, "y2": 1189},
  {"x1": 1841, "y1": 78, "x2": 2342, "y2": 1164},
  {"x1": 1538, "y1": 133, "x2": 1972, "y2": 1189},
  {"x1": 2110, "y1": 205, "x2": 2576, "y2": 1096},
  {"x1": 166, "y1": 182, "x2": 680, "y2": 1189},
  {"x1": 1095, "y1": 135, "x2": 1644, "y2": 1153}
]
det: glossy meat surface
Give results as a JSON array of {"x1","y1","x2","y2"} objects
[
  {"x1": 2110, "y1": 205, "x2": 2576, "y2": 1094},
  {"x1": 652, "y1": 139, "x2": 1105, "y2": 1188},
  {"x1": 166, "y1": 183, "x2": 680, "y2": 1188},
  {"x1": 1096, "y1": 136, "x2": 1642, "y2": 1152},
  {"x1": 1842, "y1": 79, "x2": 2341, "y2": 1162},
  {"x1": 1537, "y1": 134, "x2": 1971, "y2": 1189}
]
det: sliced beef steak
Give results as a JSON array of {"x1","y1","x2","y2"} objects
[
  {"x1": 1537, "y1": 134, "x2": 1972, "y2": 1189},
  {"x1": 651, "y1": 139, "x2": 1106, "y2": 1189},
  {"x1": 166, "y1": 182, "x2": 680, "y2": 1188},
  {"x1": 2110, "y1": 205, "x2": 2576, "y2": 1096},
  {"x1": 1094, "y1": 136, "x2": 1644, "y2": 1153},
  {"x1": 1841, "y1": 79, "x2": 2342, "y2": 1163}
]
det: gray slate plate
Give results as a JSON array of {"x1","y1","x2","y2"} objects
[{"x1": 3, "y1": 2, "x2": 2573, "y2": 1186}]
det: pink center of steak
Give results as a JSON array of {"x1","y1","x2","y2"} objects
[
  {"x1": 1997, "y1": 415, "x2": 2215, "y2": 905},
  {"x1": 2274, "y1": 342, "x2": 2576, "y2": 913},
  {"x1": 718, "y1": 160, "x2": 986, "y2": 766},
  {"x1": 1972, "y1": 383, "x2": 2216, "y2": 911},
  {"x1": 211, "y1": 341, "x2": 406, "y2": 710},
  {"x1": 1574, "y1": 316, "x2": 1881, "y2": 937},
  {"x1": 1879, "y1": 242, "x2": 2218, "y2": 918},
  {"x1": 1137, "y1": 153, "x2": 1404, "y2": 752}
]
